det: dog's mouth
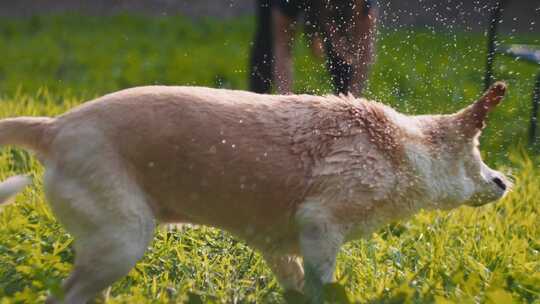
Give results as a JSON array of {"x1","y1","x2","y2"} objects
[
  {"x1": 465, "y1": 187, "x2": 510, "y2": 207},
  {"x1": 466, "y1": 200, "x2": 491, "y2": 207}
]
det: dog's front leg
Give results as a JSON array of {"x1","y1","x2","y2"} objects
[
  {"x1": 296, "y1": 200, "x2": 344, "y2": 303},
  {"x1": 263, "y1": 254, "x2": 304, "y2": 292}
]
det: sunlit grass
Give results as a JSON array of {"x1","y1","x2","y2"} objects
[{"x1": 0, "y1": 14, "x2": 538, "y2": 303}]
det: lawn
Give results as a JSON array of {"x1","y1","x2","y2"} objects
[{"x1": 0, "y1": 14, "x2": 539, "y2": 303}]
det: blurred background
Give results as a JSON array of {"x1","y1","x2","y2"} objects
[
  {"x1": 0, "y1": 0, "x2": 538, "y2": 158},
  {"x1": 1, "y1": 0, "x2": 538, "y2": 32}
]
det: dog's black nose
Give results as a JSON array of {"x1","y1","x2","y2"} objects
[{"x1": 492, "y1": 177, "x2": 506, "y2": 191}]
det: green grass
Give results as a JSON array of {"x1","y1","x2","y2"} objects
[{"x1": 0, "y1": 14, "x2": 539, "y2": 303}]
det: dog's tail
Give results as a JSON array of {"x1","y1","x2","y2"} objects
[
  {"x1": 0, "y1": 117, "x2": 53, "y2": 154},
  {"x1": 0, "y1": 117, "x2": 53, "y2": 205}
]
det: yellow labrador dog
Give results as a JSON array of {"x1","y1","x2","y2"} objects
[{"x1": 0, "y1": 82, "x2": 510, "y2": 303}]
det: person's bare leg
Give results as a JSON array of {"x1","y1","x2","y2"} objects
[
  {"x1": 349, "y1": 0, "x2": 378, "y2": 95},
  {"x1": 272, "y1": 7, "x2": 296, "y2": 94},
  {"x1": 309, "y1": 33, "x2": 325, "y2": 60},
  {"x1": 325, "y1": 0, "x2": 378, "y2": 96}
]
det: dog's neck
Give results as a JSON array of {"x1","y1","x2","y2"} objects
[{"x1": 302, "y1": 101, "x2": 473, "y2": 236}]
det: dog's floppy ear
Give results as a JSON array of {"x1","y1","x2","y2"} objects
[{"x1": 454, "y1": 81, "x2": 506, "y2": 136}]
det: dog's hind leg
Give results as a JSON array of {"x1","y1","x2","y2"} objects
[{"x1": 43, "y1": 167, "x2": 155, "y2": 304}]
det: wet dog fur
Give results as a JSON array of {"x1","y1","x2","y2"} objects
[{"x1": 0, "y1": 82, "x2": 510, "y2": 303}]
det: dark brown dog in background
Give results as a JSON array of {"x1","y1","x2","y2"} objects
[{"x1": 249, "y1": 0, "x2": 377, "y2": 96}]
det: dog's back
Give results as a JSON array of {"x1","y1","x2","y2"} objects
[{"x1": 46, "y1": 87, "x2": 396, "y2": 238}]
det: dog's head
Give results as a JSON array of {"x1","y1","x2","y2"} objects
[{"x1": 419, "y1": 82, "x2": 511, "y2": 209}]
